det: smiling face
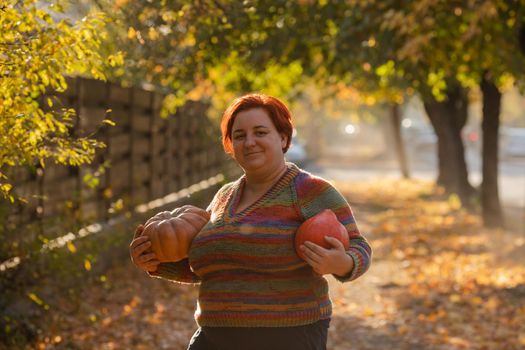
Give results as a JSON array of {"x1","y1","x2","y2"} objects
[{"x1": 231, "y1": 108, "x2": 288, "y2": 175}]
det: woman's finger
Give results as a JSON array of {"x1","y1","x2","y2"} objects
[
  {"x1": 145, "y1": 260, "x2": 161, "y2": 270},
  {"x1": 132, "y1": 240, "x2": 152, "y2": 258},
  {"x1": 304, "y1": 255, "x2": 319, "y2": 268},
  {"x1": 303, "y1": 241, "x2": 327, "y2": 257},
  {"x1": 139, "y1": 252, "x2": 157, "y2": 263},
  {"x1": 301, "y1": 245, "x2": 322, "y2": 264},
  {"x1": 130, "y1": 235, "x2": 149, "y2": 248},
  {"x1": 144, "y1": 259, "x2": 160, "y2": 267},
  {"x1": 133, "y1": 224, "x2": 144, "y2": 239},
  {"x1": 324, "y1": 236, "x2": 345, "y2": 250}
]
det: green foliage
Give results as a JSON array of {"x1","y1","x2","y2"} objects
[
  {"x1": 0, "y1": 1, "x2": 516, "y2": 192},
  {"x1": 330, "y1": 0, "x2": 525, "y2": 100},
  {"x1": 69, "y1": 0, "x2": 525, "y2": 107},
  {"x1": 0, "y1": 0, "x2": 119, "y2": 201},
  {"x1": 77, "y1": 1, "x2": 328, "y2": 115}
]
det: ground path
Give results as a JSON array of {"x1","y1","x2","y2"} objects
[{"x1": 25, "y1": 178, "x2": 525, "y2": 350}]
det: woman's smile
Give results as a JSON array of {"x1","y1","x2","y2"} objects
[{"x1": 244, "y1": 151, "x2": 263, "y2": 157}]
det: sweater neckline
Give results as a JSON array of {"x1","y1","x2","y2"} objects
[{"x1": 226, "y1": 162, "x2": 299, "y2": 221}]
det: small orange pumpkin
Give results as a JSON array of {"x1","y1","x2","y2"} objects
[{"x1": 142, "y1": 205, "x2": 210, "y2": 262}]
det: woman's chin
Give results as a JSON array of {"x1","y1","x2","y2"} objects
[{"x1": 240, "y1": 159, "x2": 266, "y2": 172}]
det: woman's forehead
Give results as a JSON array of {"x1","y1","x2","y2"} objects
[{"x1": 233, "y1": 108, "x2": 274, "y2": 129}]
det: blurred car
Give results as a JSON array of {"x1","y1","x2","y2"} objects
[
  {"x1": 501, "y1": 127, "x2": 525, "y2": 158},
  {"x1": 462, "y1": 125, "x2": 481, "y2": 151},
  {"x1": 286, "y1": 138, "x2": 309, "y2": 167},
  {"x1": 402, "y1": 119, "x2": 482, "y2": 151}
]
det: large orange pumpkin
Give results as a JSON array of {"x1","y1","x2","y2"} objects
[
  {"x1": 295, "y1": 209, "x2": 350, "y2": 261},
  {"x1": 142, "y1": 205, "x2": 210, "y2": 262}
]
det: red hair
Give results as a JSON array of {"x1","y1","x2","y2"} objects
[{"x1": 220, "y1": 94, "x2": 294, "y2": 155}]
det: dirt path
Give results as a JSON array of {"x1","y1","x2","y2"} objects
[{"x1": 25, "y1": 179, "x2": 525, "y2": 350}]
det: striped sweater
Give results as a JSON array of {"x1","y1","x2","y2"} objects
[{"x1": 152, "y1": 163, "x2": 371, "y2": 327}]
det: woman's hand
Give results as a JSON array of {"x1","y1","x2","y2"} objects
[
  {"x1": 129, "y1": 224, "x2": 160, "y2": 273},
  {"x1": 299, "y1": 236, "x2": 354, "y2": 276}
]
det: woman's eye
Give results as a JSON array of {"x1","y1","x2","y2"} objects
[
  {"x1": 233, "y1": 134, "x2": 245, "y2": 140},
  {"x1": 256, "y1": 131, "x2": 267, "y2": 136}
]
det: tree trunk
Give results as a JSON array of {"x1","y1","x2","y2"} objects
[
  {"x1": 422, "y1": 86, "x2": 476, "y2": 205},
  {"x1": 480, "y1": 76, "x2": 504, "y2": 227},
  {"x1": 390, "y1": 104, "x2": 410, "y2": 178}
]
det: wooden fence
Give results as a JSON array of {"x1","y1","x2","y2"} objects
[{"x1": 0, "y1": 78, "x2": 238, "y2": 260}]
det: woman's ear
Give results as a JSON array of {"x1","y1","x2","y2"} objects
[{"x1": 280, "y1": 134, "x2": 288, "y2": 150}]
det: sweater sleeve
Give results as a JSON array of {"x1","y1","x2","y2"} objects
[
  {"x1": 294, "y1": 173, "x2": 372, "y2": 283},
  {"x1": 149, "y1": 258, "x2": 201, "y2": 285}
]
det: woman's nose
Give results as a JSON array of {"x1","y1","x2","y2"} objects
[{"x1": 244, "y1": 134, "x2": 256, "y2": 146}]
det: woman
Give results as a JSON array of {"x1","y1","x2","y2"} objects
[{"x1": 130, "y1": 94, "x2": 372, "y2": 350}]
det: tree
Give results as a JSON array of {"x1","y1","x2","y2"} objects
[
  {"x1": 322, "y1": 1, "x2": 477, "y2": 203},
  {"x1": 81, "y1": 0, "x2": 525, "y2": 226},
  {"x1": 472, "y1": 2, "x2": 525, "y2": 227},
  {"x1": 367, "y1": 1, "x2": 525, "y2": 226},
  {"x1": 89, "y1": 0, "x2": 319, "y2": 114},
  {"x1": 225, "y1": 0, "x2": 525, "y2": 226},
  {"x1": 324, "y1": 0, "x2": 525, "y2": 226},
  {"x1": 0, "y1": 0, "x2": 120, "y2": 201}
]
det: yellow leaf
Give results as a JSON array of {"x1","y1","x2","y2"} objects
[
  {"x1": 362, "y1": 307, "x2": 375, "y2": 316},
  {"x1": 84, "y1": 259, "x2": 92, "y2": 271},
  {"x1": 148, "y1": 27, "x2": 159, "y2": 41},
  {"x1": 449, "y1": 294, "x2": 461, "y2": 303},
  {"x1": 110, "y1": 198, "x2": 124, "y2": 212},
  {"x1": 484, "y1": 297, "x2": 499, "y2": 310},
  {"x1": 470, "y1": 296, "x2": 483, "y2": 305},
  {"x1": 123, "y1": 304, "x2": 132, "y2": 315},
  {"x1": 127, "y1": 27, "x2": 136, "y2": 39},
  {"x1": 27, "y1": 292, "x2": 48, "y2": 309},
  {"x1": 67, "y1": 241, "x2": 77, "y2": 253},
  {"x1": 103, "y1": 187, "x2": 113, "y2": 198},
  {"x1": 0, "y1": 183, "x2": 12, "y2": 193},
  {"x1": 28, "y1": 292, "x2": 44, "y2": 306},
  {"x1": 448, "y1": 193, "x2": 462, "y2": 210}
]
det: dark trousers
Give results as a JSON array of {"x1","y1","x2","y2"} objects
[{"x1": 187, "y1": 319, "x2": 330, "y2": 350}]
